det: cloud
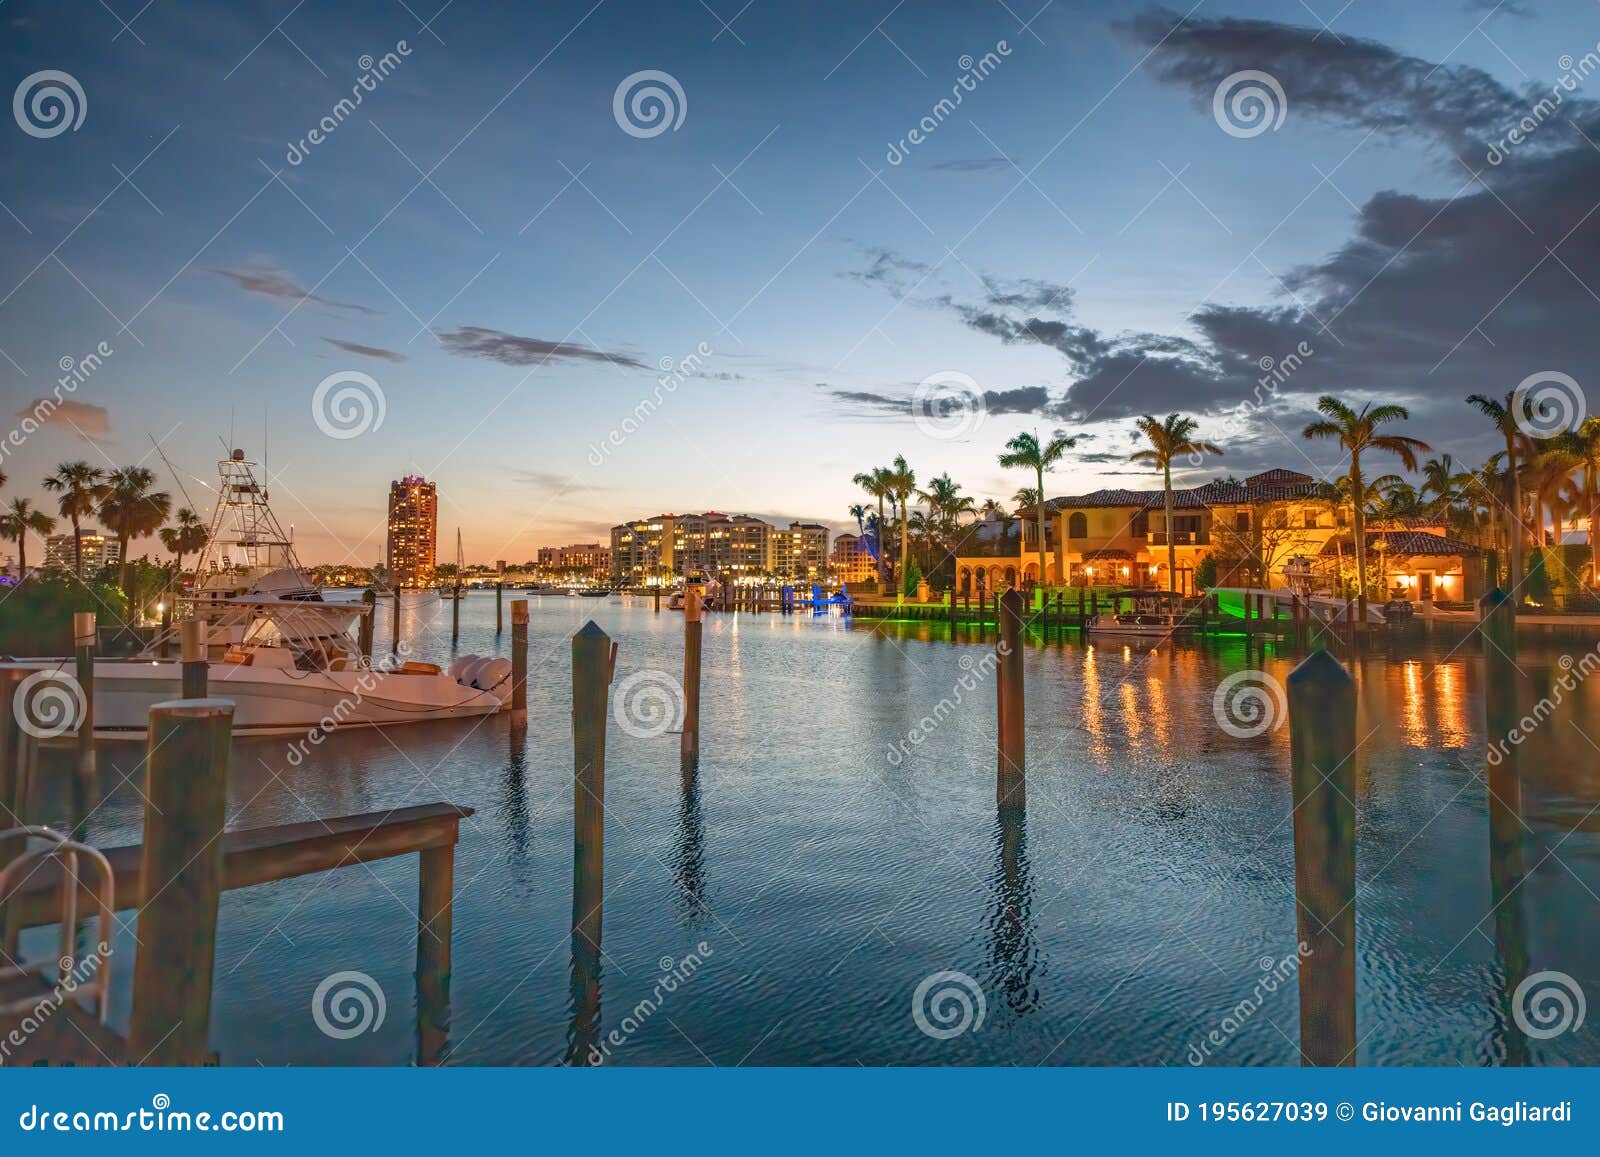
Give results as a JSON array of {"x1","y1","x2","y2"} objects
[
  {"x1": 15, "y1": 399, "x2": 111, "y2": 441},
  {"x1": 323, "y1": 337, "x2": 407, "y2": 363},
  {"x1": 823, "y1": 384, "x2": 1053, "y2": 419},
  {"x1": 214, "y1": 268, "x2": 377, "y2": 314},
  {"x1": 929, "y1": 156, "x2": 1017, "y2": 172},
  {"x1": 436, "y1": 326, "x2": 647, "y2": 369}
]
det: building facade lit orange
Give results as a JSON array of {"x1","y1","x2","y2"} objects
[{"x1": 386, "y1": 474, "x2": 437, "y2": 587}]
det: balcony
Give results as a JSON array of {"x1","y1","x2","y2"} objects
[{"x1": 1148, "y1": 531, "x2": 1209, "y2": 546}]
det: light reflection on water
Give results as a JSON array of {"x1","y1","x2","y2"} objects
[{"x1": 20, "y1": 593, "x2": 1600, "y2": 1066}]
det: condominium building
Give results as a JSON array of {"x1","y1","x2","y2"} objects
[
  {"x1": 537, "y1": 543, "x2": 613, "y2": 582},
  {"x1": 43, "y1": 528, "x2": 122, "y2": 576},
  {"x1": 829, "y1": 532, "x2": 877, "y2": 585},
  {"x1": 610, "y1": 512, "x2": 828, "y2": 584},
  {"x1": 771, "y1": 522, "x2": 829, "y2": 583},
  {"x1": 386, "y1": 474, "x2": 438, "y2": 587}
]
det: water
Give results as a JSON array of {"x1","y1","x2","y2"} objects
[{"x1": 21, "y1": 593, "x2": 1600, "y2": 1066}]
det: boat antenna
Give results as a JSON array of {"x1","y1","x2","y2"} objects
[{"x1": 150, "y1": 435, "x2": 201, "y2": 515}]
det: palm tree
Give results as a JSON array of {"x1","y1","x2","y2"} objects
[
  {"x1": 159, "y1": 507, "x2": 209, "y2": 577},
  {"x1": 0, "y1": 498, "x2": 56, "y2": 576},
  {"x1": 848, "y1": 503, "x2": 868, "y2": 540},
  {"x1": 852, "y1": 467, "x2": 894, "y2": 590},
  {"x1": 1129, "y1": 414, "x2": 1223, "y2": 595},
  {"x1": 1565, "y1": 417, "x2": 1600, "y2": 586},
  {"x1": 40, "y1": 461, "x2": 107, "y2": 577},
  {"x1": 999, "y1": 432, "x2": 1076, "y2": 591},
  {"x1": 884, "y1": 455, "x2": 917, "y2": 595},
  {"x1": 98, "y1": 466, "x2": 172, "y2": 594},
  {"x1": 919, "y1": 473, "x2": 974, "y2": 538},
  {"x1": 1466, "y1": 391, "x2": 1530, "y2": 592},
  {"x1": 1303, "y1": 397, "x2": 1431, "y2": 619}
]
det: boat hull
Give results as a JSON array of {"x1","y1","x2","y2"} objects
[{"x1": 2, "y1": 659, "x2": 505, "y2": 740}]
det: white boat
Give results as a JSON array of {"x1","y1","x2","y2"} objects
[
  {"x1": 1085, "y1": 591, "x2": 1198, "y2": 637},
  {"x1": 2, "y1": 450, "x2": 511, "y2": 739}
]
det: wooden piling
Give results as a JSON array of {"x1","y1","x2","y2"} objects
[
  {"x1": 451, "y1": 582, "x2": 462, "y2": 640},
  {"x1": 392, "y1": 585, "x2": 402, "y2": 651},
  {"x1": 681, "y1": 588, "x2": 703, "y2": 762},
  {"x1": 359, "y1": 588, "x2": 375, "y2": 662},
  {"x1": 74, "y1": 612, "x2": 96, "y2": 779},
  {"x1": 415, "y1": 843, "x2": 454, "y2": 1066},
  {"x1": 568, "y1": 622, "x2": 612, "y2": 1066},
  {"x1": 127, "y1": 698, "x2": 234, "y2": 1066},
  {"x1": 653, "y1": 586, "x2": 661, "y2": 613},
  {"x1": 181, "y1": 619, "x2": 208, "y2": 699},
  {"x1": 511, "y1": 599, "x2": 529, "y2": 727},
  {"x1": 496, "y1": 581, "x2": 504, "y2": 633},
  {"x1": 997, "y1": 588, "x2": 1026, "y2": 807},
  {"x1": 1286, "y1": 649, "x2": 1358, "y2": 1066},
  {"x1": 0, "y1": 669, "x2": 24, "y2": 950},
  {"x1": 1480, "y1": 588, "x2": 1530, "y2": 1064}
]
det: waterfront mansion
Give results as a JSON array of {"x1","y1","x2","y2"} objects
[{"x1": 954, "y1": 469, "x2": 1483, "y2": 603}]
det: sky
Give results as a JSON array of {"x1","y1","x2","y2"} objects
[{"x1": 1, "y1": 0, "x2": 1597, "y2": 565}]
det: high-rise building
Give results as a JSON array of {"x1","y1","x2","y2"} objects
[
  {"x1": 772, "y1": 522, "x2": 829, "y2": 581},
  {"x1": 829, "y1": 533, "x2": 876, "y2": 585},
  {"x1": 386, "y1": 474, "x2": 437, "y2": 587},
  {"x1": 537, "y1": 543, "x2": 612, "y2": 582},
  {"x1": 609, "y1": 512, "x2": 828, "y2": 584},
  {"x1": 43, "y1": 528, "x2": 121, "y2": 576}
]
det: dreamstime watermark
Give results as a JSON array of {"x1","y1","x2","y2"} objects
[
  {"x1": 912, "y1": 371, "x2": 987, "y2": 441},
  {"x1": 1511, "y1": 370, "x2": 1585, "y2": 438},
  {"x1": 911, "y1": 970, "x2": 986, "y2": 1040},
  {"x1": 0, "y1": 942, "x2": 112, "y2": 1067},
  {"x1": 1184, "y1": 942, "x2": 1312, "y2": 1065},
  {"x1": 311, "y1": 970, "x2": 386, "y2": 1039},
  {"x1": 612, "y1": 669, "x2": 686, "y2": 738},
  {"x1": 1, "y1": 341, "x2": 114, "y2": 465},
  {"x1": 613, "y1": 70, "x2": 686, "y2": 138},
  {"x1": 1512, "y1": 970, "x2": 1586, "y2": 1040},
  {"x1": 1212, "y1": 70, "x2": 1287, "y2": 139},
  {"x1": 1486, "y1": 45, "x2": 1600, "y2": 165},
  {"x1": 312, "y1": 370, "x2": 387, "y2": 439},
  {"x1": 1486, "y1": 644, "x2": 1600, "y2": 766},
  {"x1": 587, "y1": 342, "x2": 712, "y2": 465},
  {"x1": 1212, "y1": 669, "x2": 1287, "y2": 738},
  {"x1": 285, "y1": 43, "x2": 412, "y2": 165},
  {"x1": 17, "y1": 1096, "x2": 283, "y2": 1133},
  {"x1": 10, "y1": 670, "x2": 87, "y2": 739},
  {"x1": 284, "y1": 641, "x2": 414, "y2": 767},
  {"x1": 13, "y1": 70, "x2": 85, "y2": 138},
  {"x1": 886, "y1": 645, "x2": 1008, "y2": 766},
  {"x1": 583, "y1": 944, "x2": 714, "y2": 1065},
  {"x1": 885, "y1": 42, "x2": 1012, "y2": 165}
]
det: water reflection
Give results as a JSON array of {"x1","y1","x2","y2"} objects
[
  {"x1": 673, "y1": 755, "x2": 708, "y2": 925},
  {"x1": 984, "y1": 801, "x2": 1040, "y2": 1016}
]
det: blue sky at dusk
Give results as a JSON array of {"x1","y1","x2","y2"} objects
[{"x1": 2, "y1": 0, "x2": 1597, "y2": 563}]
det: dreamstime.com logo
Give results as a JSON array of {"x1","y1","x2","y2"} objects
[
  {"x1": 612, "y1": 669, "x2": 686, "y2": 739},
  {"x1": 11, "y1": 671, "x2": 87, "y2": 739},
  {"x1": 613, "y1": 70, "x2": 686, "y2": 138},
  {"x1": 13, "y1": 70, "x2": 86, "y2": 138},
  {"x1": 1212, "y1": 669, "x2": 1288, "y2": 738},
  {"x1": 912, "y1": 372, "x2": 987, "y2": 441},
  {"x1": 1212, "y1": 70, "x2": 1287, "y2": 139},
  {"x1": 1512, "y1": 970, "x2": 1586, "y2": 1040},
  {"x1": 1512, "y1": 370, "x2": 1585, "y2": 438},
  {"x1": 312, "y1": 370, "x2": 387, "y2": 439},
  {"x1": 311, "y1": 970, "x2": 387, "y2": 1039},
  {"x1": 911, "y1": 970, "x2": 986, "y2": 1040}
]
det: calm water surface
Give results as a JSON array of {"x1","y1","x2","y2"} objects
[{"x1": 23, "y1": 592, "x2": 1600, "y2": 1065}]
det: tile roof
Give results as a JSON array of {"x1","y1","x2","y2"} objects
[
  {"x1": 1319, "y1": 530, "x2": 1482, "y2": 557},
  {"x1": 1050, "y1": 469, "x2": 1329, "y2": 511}
]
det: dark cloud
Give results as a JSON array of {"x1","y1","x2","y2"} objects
[
  {"x1": 823, "y1": 384, "x2": 1052, "y2": 419},
  {"x1": 213, "y1": 268, "x2": 377, "y2": 314},
  {"x1": 15, "y1": 398, "x2": 110, "y2": 440},
  {"x1": 436, "y1": 326, "x2": 647, "y2": 369},
  {"x1": 929, "y1": 156, "x2": 1017, "y2": 172},
  {"x1": 323, "y1": 337, "x2": 407, "y2": 363}
]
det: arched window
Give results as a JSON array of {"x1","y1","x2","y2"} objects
[{"x1": 1068, "y1": 511, "x2": 1088, "y2": 539}]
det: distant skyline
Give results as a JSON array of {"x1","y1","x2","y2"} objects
[{"x1": 3, "y1": 0, "x2": 1597, "y2": 564}]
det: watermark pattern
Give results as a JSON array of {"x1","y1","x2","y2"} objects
[
  {"x1": 13, "y1": 70, "x2": 86, "y2": 139},
  {"x1": 1486, "y1": 45, "x2": 1600, "y2": 165},
  {"x1": 1212, "y1": 70, "x2": 1287, "y2": 139},
  {"x1": 17, "y1": 1096, "x2": 283, "y2": 1133},
  {"x1": 1512, "y1": 970, "x2": 1586, "y2": 1040},
  {"x1": 1512, "y1": 370, "x2": 1585, "y2": 438},
  {"x1": 885, "y1": 42, "x2": 1012, "y2": 165},
  {"x1": 587, "y1": 342, "x2": 712, "y2": 465},
  {"x1": 612, "y1": 669, "x2": 686, "y2": 738},
  {"x1": 0, "y1": 942, "x2": 112, "y2": 1067},
  {"x1": 312, "y1": 370, "x2": 387, "y2": 439},
  {"x1": 1212, "y1": 669, "x2": 1287, "y2": 738},
  {"x1": 1184, "y1": 943, "x2": 1312, "y2": 1064},
  {"x1": 0, "y1": 341, "x2": 114, "y2": 466},
  {"x1": 886, "y1": 646, "x2": 1006, "y2": 766},
  {"x1": 583, "y1": 944, "x2": 713, "y2": 1065},
  {"x1": 286, "y1": 42, "x2": 412, "y2": 165},
  {"x1": 911, "y1": 371, "x2": 987, "y2": 442},
  {"x1": 311, "y1": 970, "x2": 387, "y2": 1039},
  {"x1": 1487, "y1": 645, "x2": 1600, "y2": 766},
  {"x1": 11, "y1": 670, "x2": 87, "y2": 739},
  {"x1": 912, "y1": 970, "x2": 986, "y2": 1040},
  {"x1": 613, "y1": 70, "x2": 686, "y2": 138}
]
